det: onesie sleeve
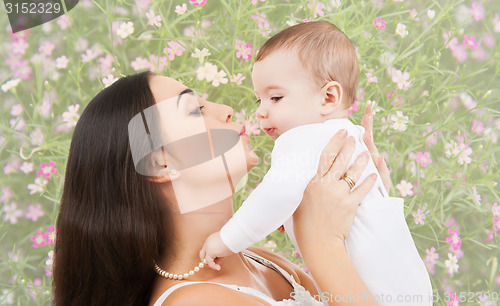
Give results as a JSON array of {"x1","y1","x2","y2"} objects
[{"x1": 220, "y1": 126, "x2": 326, "y2": 253}]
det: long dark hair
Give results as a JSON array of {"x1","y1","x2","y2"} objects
[{"x1": 53, "y1": 71, "x2": 173, "y2": 305}]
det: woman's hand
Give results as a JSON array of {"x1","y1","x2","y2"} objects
[
  {"x1": 361, "y1": 102, "x2": 391, "y2": 193},
  {"x1": 293, "y1": 130, "x2": 377, "y2": 252}
]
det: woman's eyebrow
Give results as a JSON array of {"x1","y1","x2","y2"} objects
[{"x1": 177, "y1": 88, "x2": 195, "y2": 108}]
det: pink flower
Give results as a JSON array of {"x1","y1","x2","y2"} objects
[
  {"x1": 492, "y1": 203, "x2": 500, "y2": 216},
  {"x1": 36, "y1": 161, "x2": 57, "y2": 178},
  {"x1": 372, "y1": 17, "x2": 386, "y2": 29},
  {"x1": 412, "y1": 208, "x2": 426, "y2": 225},
  {"x1": 423, "y1": 127, "x2": 439, "y2": 146},
  {"x1": 485, "y1": 230, "x2": 494, "y2": 243},
  {"x1": 43, "y1": 226, "x2": 57, "y2": 245},
  {"x1": 1, "y1": 187, "x2": 13, "y2": 203},
  {"x1": 307, "y1": 2, "x2": 325, "y2": 18},
  {"x1": 463, "y1": 35, "x2": 478, "y2": 48},
  {"x1": 347, "y1": 101, "x2": 359, "y2": 116},
  {"x1": 3, "y1": 202, "x2": 23, "y2": 224},
  {"x1": 244, "y1": 120, "x2": 261, "y2": 135},
  {"x1": 472, "y1": 120, "x2": 485, "y2": 135},
  {"x1": 470, "y1": 2, "x2": 484, "y2": 21},
  {"x1": 446, "y1": 293, "x2": 460, "y2": 306},
  {"x1": 235, "y1": 41, "x2": 253, "y2": 60},
  {"x1": 31, "y1": 229, "x2": 46, "y2": 248},
  {"x1": 38, "y1": 42, "x2": 55, "y2": 56},
  {"x1": 493, "y1": 217, "x2": 500, "y2": 232},
  {"x1": 416, "y1": 151, "x2": 432, "y2": 167},
  {"x1": 446, "y1": 228, "x2": 462, "y2": 251},
  {"x1": 251, "y1": 0, "x2": 265, "y2": 4},
  {"x1": 425, "y1": 247, "x2": 439, "y2": 264},
  {"x1": 230, "y1": 73, "x2": 245, "y2": 85},
  {"x1": 163, "y1": 41, "x2": 185, "y2": 61},
  {"x1": 365, "y1": 69, "x2": 378, "y2": 83},
  {"x1": 25, "y1": 204, "x2": 45, "y2": 222},
  {"x1": 190, "y1": 0, "x2": 207, "y2": 6}
]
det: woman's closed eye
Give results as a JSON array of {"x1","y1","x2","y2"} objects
[{"x1": 189, "y1": 105, "x2": 205, "y2": 116}]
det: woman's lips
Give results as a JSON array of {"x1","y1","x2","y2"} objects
[{"x1": 239, "y1": 126, "x2": 250, "y2": 140}]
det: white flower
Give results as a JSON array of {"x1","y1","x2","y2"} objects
[
  {"x1": 379, "y1": 51, "x2": 395, "y2": 66},
  {"x1": 0, "y1": 289, "x2": 15, "y2": 304},
  {"x1": 30, "y1": 127, "x2": 45, "y2": 146},
  {"x1": 102, "y1": 74, "x2": 119, "y2": 87},
  {"x1": 116, "y1": 21, "x2": 134, "y2": 39},
  {"x1": 191, "y1": 48, "x2": 211, "y2": 63},
  {"x1": 10, "y1": 104, "x2": 23, "y2": 116},
  {"x1": 286, "y1": 19, "x2": 298, "y2": 27},
  {"x1": 427, "y1": 9, "x2": 435, "y2": 19},
  {"x1": 444, "y1": 140, "x2": 461, "y2": 157},
  {"x1": 389, "y1": 67, "x2": 413, "y2": 90},
  {"x1": 146, "y1": 9, "x2": 162, "y2": 27},
  {"x1": 55, "y1": 55, "x2": 69, "y2": 69},
  {"x1": 390, "y1": 111, "x2": 409, "y2": 131},
  {"x1": 20, "y1": 162, "x2": 33, "y2": 174},
  {"x1": 457, "y1": 146, "x2": 472, "y2": 165},
  {"x1": 1, "y1": 79, "x2": 21, "y2": 92},
  {"x1": 459, "y1": 92, "x2": 477, "y2": 109},
  {"x1": 131, "y1": 57, "x2": 151, "y2": 71},
  {"x1": 196, "y1": 62, "x2": 218, "y2": 82},
  {"x1": 444, "y1": 253, "x2": 459, "y2": 275},
  {"x1": 3, "y1": 202, "x2": 23, "y2": 224},
  {"x1": 81, "y1": 46, "x2": 102, "y2": 63},
  {"x1": 396, "y1": 180, "x2": 414, "y2": 197},
  {"x1": 28, "y1": 177, "x2": 48, "y2": 194},
  {"x1": 212, "y1": 70, "x2": 228, "y2": 87},
  {"x1": 331, "y1": 0, "x2": 341, "y2": 8},
  {"x1": 395, "y1": 23, "x2": 409, "y2": 38},
  {"x1": 62, "y1": 104, "x2": 80, "y2": 128},
  {"x1": 175, "y1": 3, "x2": 187, "y2": 15}
]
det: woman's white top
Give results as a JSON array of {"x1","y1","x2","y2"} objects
[{"x1": 153, "y1": 249, "x2": 325, "y2": 305}]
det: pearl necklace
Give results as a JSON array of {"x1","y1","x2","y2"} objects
[{"x1": 153, "y1": 259, "x2": 208, "y2": 280}]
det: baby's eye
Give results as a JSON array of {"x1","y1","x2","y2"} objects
[
  {"x1": 271, "y1": 96, "x2": 283, "y2": 102},
  {"x1": 190, "y1": 105, "x2": 205, "y2": 116}
]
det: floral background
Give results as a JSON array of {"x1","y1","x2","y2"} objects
[{"x1": 0, "y1": 0, "x2": 499, "y2": 304}]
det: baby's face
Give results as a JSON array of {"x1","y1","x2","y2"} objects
[{"x1": 252, "y1": 48, "x2": 324, "y2": 141}]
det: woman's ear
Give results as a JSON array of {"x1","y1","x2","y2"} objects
[
  {"x1": 147, "y1": 166, "x2": 181, "y2": 184},
  {"x1": 320, "y1": 81, "x2": 344, "y2": 116},
  {"x1": 145, "y1": 150, "x2": 181, "y2": 184}
]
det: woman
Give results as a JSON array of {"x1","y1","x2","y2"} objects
[{"x1": 53, "y1": 71, "x2": 388, "y2": 305}]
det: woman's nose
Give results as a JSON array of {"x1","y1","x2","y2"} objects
[{"x1": 218, "y1": 103, "x2": 234, "y2": 122}]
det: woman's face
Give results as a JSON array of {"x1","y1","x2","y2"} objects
[{"x1": 147, "y1": 75, "x2": 258, "y2": 213}]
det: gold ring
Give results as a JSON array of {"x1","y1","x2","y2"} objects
[{"x1": 342, "y1": 173, "x2": 356, "y2": 189}]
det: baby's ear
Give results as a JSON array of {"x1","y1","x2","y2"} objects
[{"x1": 320, "y1": 81, "x2": 344, "y2": 116}]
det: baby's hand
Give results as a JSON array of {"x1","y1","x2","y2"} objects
[{"x1": 199, "y1": 231, "x2": 234, "y2": 271}]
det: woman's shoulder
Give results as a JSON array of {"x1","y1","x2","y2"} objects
[{"x1": 246, "y1": 246, "x2": 318, "y2": 296}]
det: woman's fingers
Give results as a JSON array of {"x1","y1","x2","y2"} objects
[
  {"x1": 316, "y1": 129, "x2": 348, "y2": 178},
  {"x1": 339, "y1": 151, "x2": 370, "y2": 188},
  {"x1": 349, "y1": 173, "x2": 377, "y2": 204},
  {"x1": 328, "y1": 136, "x2": 356, "y2": 181}
]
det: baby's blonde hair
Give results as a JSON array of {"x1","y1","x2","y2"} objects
[{"x1": 255, "y1": 21, "x2": 359, "y2": 108}]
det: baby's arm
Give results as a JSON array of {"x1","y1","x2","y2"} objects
[{"x1": 200, "y1": 126, "x2": 326, "y2": 270}]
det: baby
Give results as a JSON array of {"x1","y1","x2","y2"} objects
[{"x1": 201, "y1": 21, "x2": 432, "y2": 305}]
